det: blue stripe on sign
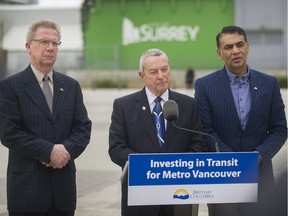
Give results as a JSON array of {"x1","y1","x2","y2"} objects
[{"x1": 128, "y1": 152, "x2": 258, "y2": 186}]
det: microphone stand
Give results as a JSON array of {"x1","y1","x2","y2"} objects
[{"x1": 171, "y1": 121, "x2": 220, "y2": 152}]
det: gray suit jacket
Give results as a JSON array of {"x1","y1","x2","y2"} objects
[
  {"x1": 0, "y1": 65, "x2": 92, "y2": 212},
  {"x1": 109, "y1": 88, "x2": 206, "y2": 216}
]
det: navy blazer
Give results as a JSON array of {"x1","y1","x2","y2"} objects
[
  {"x1": 194, "y1": 67, "x2": 287, "y2": 157},
  {"x1": 109, "y1": 88, "x2": 206, "y2": 216},
  {"x1": 0, "y1": 65, "x2": 92, "y2": 212},
  {"x1": 194, "y1": 67, "x2": 287, "y2": 197}
]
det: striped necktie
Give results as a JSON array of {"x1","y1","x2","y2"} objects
[{"x1": 152, "y1": 97, "x2": 165, "y2": 149}]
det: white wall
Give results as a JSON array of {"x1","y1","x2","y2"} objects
[
  {"x1": 0, "y1": 4, "x2": 84, "y2": 74},
  {"x1": 235, "y1": 0, "x2": 287, "y2": 69}
]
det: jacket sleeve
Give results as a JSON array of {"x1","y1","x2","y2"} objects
[{"x1": 108, "y1": 98, "x2": 136, "y2": 168}]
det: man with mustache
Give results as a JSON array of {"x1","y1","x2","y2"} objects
[{"x1": 194, "y1": 25, "x2": 287, "y2": 216}]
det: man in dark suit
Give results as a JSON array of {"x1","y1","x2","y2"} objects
[
  {"x1": 0, "y1": 20, "x2": 92, "y2": 216},
  {"x1": 109, "y1": 48, "x2": 207, "y2": 216},
  {"x1": 194, "y1": 26, "x2": 287, "y2": 216}
]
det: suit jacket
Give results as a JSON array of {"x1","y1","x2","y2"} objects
[
  {"x1": 0, "y1": 65, "x2": 92, "y2": 212},
  {"x1": 194, "y1": 67, "x2": 287, "y2": 198},
  {"x1": 109, "y1": 88, "x2": 206, "y2": 216}
]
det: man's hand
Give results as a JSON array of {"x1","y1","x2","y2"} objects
[{"x1": 47, "y1": 144, "x2": 70, "y2": 169}]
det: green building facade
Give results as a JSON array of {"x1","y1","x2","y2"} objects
[{"x1": 84, "y1": 0, "x2": 234, "y2": 70}]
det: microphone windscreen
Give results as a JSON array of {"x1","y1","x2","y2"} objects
[{"x1": 163, "y1": 100, "x2": 179, "y2": 122}]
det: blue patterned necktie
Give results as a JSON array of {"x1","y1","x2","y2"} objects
[{"x1": 152, "y1": 97, "x2": 165, "y2": 149}]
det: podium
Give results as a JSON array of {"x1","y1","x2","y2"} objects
[{"x1": 125, "y1": 152, "x2": 258, "y2": 211}]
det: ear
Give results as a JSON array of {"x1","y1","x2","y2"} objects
[
  {"x1": 138, "y1": 71, "x2": 144, "y2": 79},
  {"x1": 216, "y1": 49, "x2": 223, "y2": 60},
  {"x1": 25, "y1": 42, "x2": 31, "y2": 55}
]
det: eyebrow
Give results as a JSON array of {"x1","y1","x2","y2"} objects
[{"x1": 223, "y1": 41, "x2": 245, "y2": 48}]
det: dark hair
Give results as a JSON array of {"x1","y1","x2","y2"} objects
[{"x1": 216, "y1": 26, "x2": 247, "y2": 48}]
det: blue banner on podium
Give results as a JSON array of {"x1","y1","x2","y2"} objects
[{"x1": 128, "y1": 152, "x2": 258, "y2": 206}]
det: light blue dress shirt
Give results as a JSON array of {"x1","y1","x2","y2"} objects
[{"x1": 226, "y1": 67, "x2": 251, "y2": 130}]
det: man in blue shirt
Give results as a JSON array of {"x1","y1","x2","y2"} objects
[{"x1": 194, "y1": 26, "x2": 287, "y2": 216}]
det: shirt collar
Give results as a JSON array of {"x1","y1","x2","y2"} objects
[
  {"x1": 226, "y1": 66, "x2": 250, "y2": 84},
  {"x1": 31, "y1": 64, "x2": 53, "y2": 84},
  {"x1": 145, "y1": 87, "x2": 169, "y2": 106}
]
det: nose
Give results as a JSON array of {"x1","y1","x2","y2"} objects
[
  {"x1": 232, "y1": 45, "x2": 240, "y2": 54},
  {"x1": 46, "y1": 42, "x2": 54, "y2": 50},
  {"x1": 157, "y1": 70, "x2": 164, "y2": 78}
]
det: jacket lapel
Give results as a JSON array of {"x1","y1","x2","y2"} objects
[
  {"x1": 52, "y1": 72, "x2": 66, "y2": 121},
  {"x1": 164, "y1": 90, "x2": 179, "y2": 147},
  {"x1": 244, "y1": 70, "x2": 261, "y2": 131},
  {"x1": 216, "y1": 70, "x2": 241, "y2": 124},
  {"x1": 23, "y1": 68, "x2": 52, "y2": 120},
  {"x1": 136, "y1": 88, "x2": 162, "y2": 151}
]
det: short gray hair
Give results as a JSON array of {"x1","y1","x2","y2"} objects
[
  {"x1": 139, "y1": 48, "x2": 169, "y2": 72},
  {"x1": 26, "y1": 20, "x2": 61, "y2": 42}
]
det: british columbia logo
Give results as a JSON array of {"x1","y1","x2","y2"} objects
[{"x1": 173, "y1": 189, "x2": 189, "y2": 200}]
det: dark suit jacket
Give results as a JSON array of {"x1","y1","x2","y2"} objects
[
  {"x1": 109, "y1": 88, "x2": 206, "y2": 216},
  {"x1": 0, "y1": 65, "x2": 92, "y2": 212},
  {"x1": 194, "y1": 67, "x2": 287, "y2": 198}
]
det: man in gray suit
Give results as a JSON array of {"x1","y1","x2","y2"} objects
[
  {"x1": 109, "y1": 48, "x2": 207, "y2": 216},
  {"x1": 0, "y1": 20, "x2": 92, "y2": 216},
  {"x1": 194, "y1": 26, "x2": 287, "y2": 216}
]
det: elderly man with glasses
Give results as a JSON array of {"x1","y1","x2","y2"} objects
[{"x1": 0, "y1": 20, "x2": 92, "y2": 216}]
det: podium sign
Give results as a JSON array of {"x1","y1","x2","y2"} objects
[{"x1": 128, "y1": 152, "x2": 258, "y2": 206}]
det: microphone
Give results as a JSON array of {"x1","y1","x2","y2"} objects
[{"x1": 163, "y1": 100, "x2": 220, "y2": 152}]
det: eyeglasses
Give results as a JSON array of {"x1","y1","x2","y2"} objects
[{"x1": 30, "y1": 39, "x2": 62, "y2": 48}]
